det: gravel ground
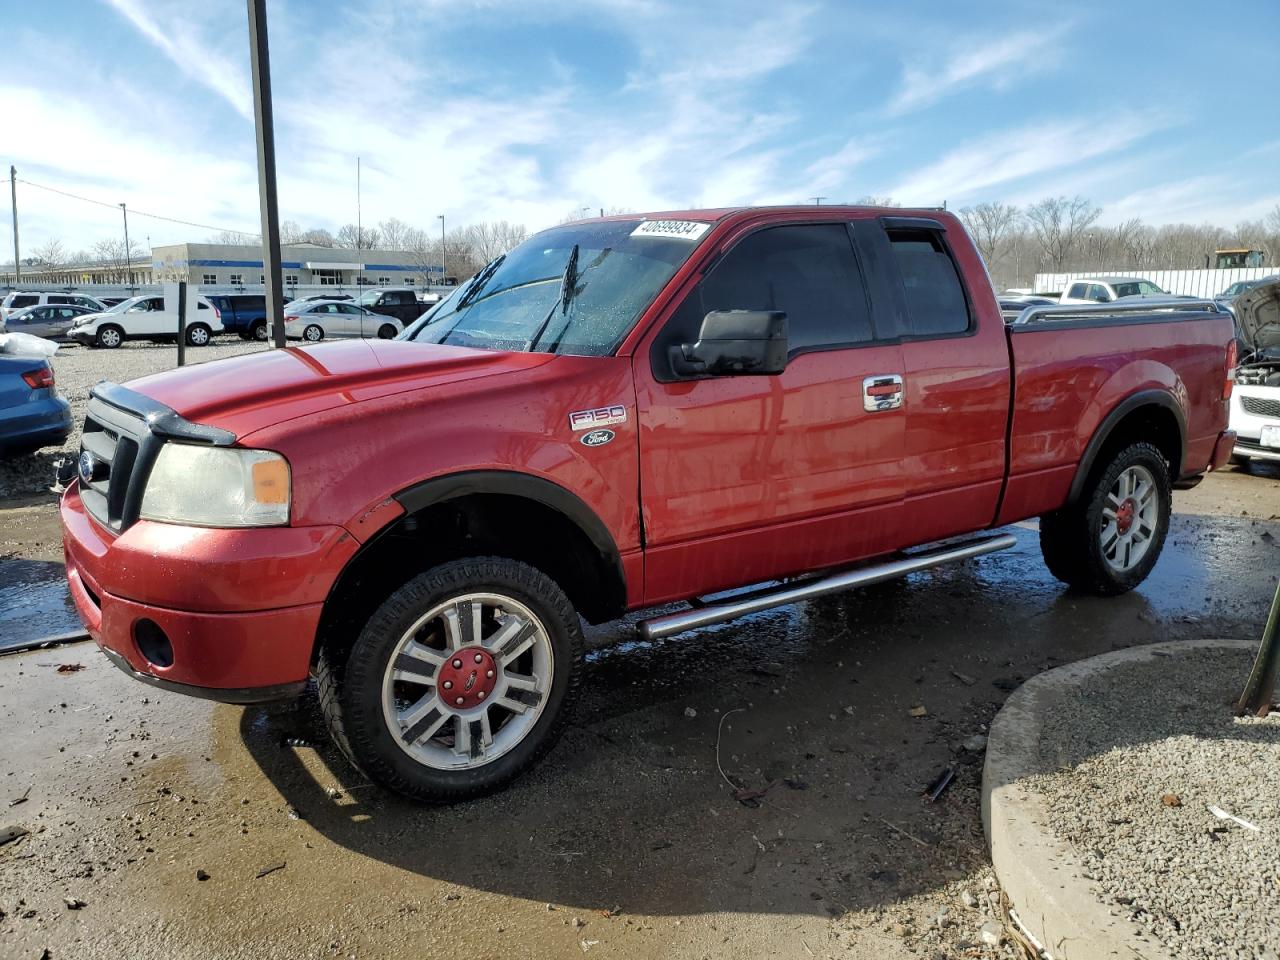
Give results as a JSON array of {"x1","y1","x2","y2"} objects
[
  {"x1": 1030, "y1": 646, "x2": 1280, "y2": 960},
  {"x1": 0, "y1": 339, "x2": 263, "y2": 500}
]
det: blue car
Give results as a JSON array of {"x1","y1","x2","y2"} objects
[{"x1": 0, "y1": 356, "x2": 72, "y2": 457}]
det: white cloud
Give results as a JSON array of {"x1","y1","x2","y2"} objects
[
  {"x1": 101, "y1": 0, "x2": 253, "y2": 119},
  {"x1": 887, "y1": 27, "x2": 1065, "y2": 116}
]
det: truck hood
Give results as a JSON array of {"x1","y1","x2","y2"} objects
[
  {"x1": 126, "y1": 339, "x2": 555, "y2": 439},
  {"x1": 1232, "y1": 278, "x2": 1280, "y2": 353}
]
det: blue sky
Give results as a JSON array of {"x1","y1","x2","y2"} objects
[{"x1": 5, "y1": 0, "x2": 1278, "y2": 253}]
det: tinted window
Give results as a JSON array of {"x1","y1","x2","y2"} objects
[
  {"x1": 663, "y1": 224, "x2": 872, "y2": 355},
  {"x1": 49, "y1": 295, "x2": 71, "y2": 304},
  {"x1": 886, "y1": 229, "x2": 970, "y2": 336},
  {"x1": 1067, "y1": 283, "x2": 1087, "y2": 298},
  {"x1": 10, "y1": 295, "x2": 37, "y2": 309}
]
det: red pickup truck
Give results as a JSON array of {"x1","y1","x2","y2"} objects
[{"x1": 60, "y1": 206, "x2": 1237, "y2": 801}]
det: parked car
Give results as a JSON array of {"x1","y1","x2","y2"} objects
[
  {"x1": 0, "y1": 355, "x2": 71, "y2": 457},
  {"x1": 2, "y1": 303, "x2": 98, "y2": 340},
  {"x1": 1059, "y1": 277, "x2": 1170, "y2": 304},
  {"x1": 1228, "y1": 278, "x2": 1280, "y2": 464},
  {"x1": 98, "y1": 297, "x2": 128, "y2": 308},
  {"x1": 59, "y1": 207, "x2": 1237, "y2": 803},
  {"x1": 354, "y1": 288, "x2": 427, "y2": 325},
  {"x1": 1, "y1": 291, "x2": 107, "y2": 322},
  {"x1": 283, "y1": 300, "x2": 403, "y2": 341},
  {"x1": 206, "y1": 294, "x2": 283, "y2": 342},
  {"x1": 998, "y1": 296, "x2": 1056, "y2": 323},
  {"x1": 69, "y1": 293, "x2": 222, "y2": 348},
  {"x1": 285, "y1": 293, "x2": 354, "y2": 305},
  {"x1": 418, "y1": 291, "x2": 442, "y2": 306},
  {"x1": 1216, "y1": 276, "x2": 1277, "y2": 300}
]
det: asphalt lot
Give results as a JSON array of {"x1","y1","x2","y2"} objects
[{"x1": 0, "y1": 411, "x2": 1277, "y2": 959}]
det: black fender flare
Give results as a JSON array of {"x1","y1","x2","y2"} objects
[
  {"x1": 394, "y1": 469, "x2": 627, "y2": 615},
  {"x1": 1067, "y1": 389, "x2": 1186, "y2": 504}
]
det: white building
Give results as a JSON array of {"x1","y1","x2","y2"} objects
[{"x1": 150, "y1": 241, "x2": 443, "y2": 289}]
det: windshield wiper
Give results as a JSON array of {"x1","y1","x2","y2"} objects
[
  {"x1": 454, "y1": 254, "x2": 506, "y2": 313},
  {"x1": 524, "y1": 244, "x2": 579, "y2": 351}
]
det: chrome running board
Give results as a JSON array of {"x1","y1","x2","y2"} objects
[{"x1": 636, "y1": 533, "x2": 1018, "y2": 641}]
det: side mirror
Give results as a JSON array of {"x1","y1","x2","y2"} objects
[{"x1": 669, "y1": 310, "x2": 788, "y2": 378}]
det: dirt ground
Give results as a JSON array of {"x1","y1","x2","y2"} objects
[{"x1": 0, "y1": 460, "x2": 1277, "y2": 960}]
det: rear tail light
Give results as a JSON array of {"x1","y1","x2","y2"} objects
[
  {"x1": 284, "y1": 314, "x2": 300, "y2": 324},
  {"x1": 1224, "y1": 339, "x2": 1238, "y2": 400},
  {"x1": 22, "y1": 367, "x2": 54, "y2": 390},
  {"x1": 212, "y1": 305, "x2": 222, "y2": 322}
]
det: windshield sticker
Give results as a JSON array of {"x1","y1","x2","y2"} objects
[
  {"x1": 630, "y1": 220, "x2": 710, "y2": 241},
  {"x1": 569, "y1": 405, "x2": 627, "y2": 431}
]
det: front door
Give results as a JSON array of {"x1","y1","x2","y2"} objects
[{"x1": 635, "y1": 221, "x2": 906, "y2": 605}]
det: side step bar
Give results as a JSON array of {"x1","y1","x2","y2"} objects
[{"x1": 636, "y1": 533, "x2": 1018, "y2": 641}]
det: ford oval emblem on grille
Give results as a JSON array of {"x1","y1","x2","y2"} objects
[
  {"x1": 580, "y1": 429, "x2": 615, "y2": 447},
  {"x1": 78, "y1": 450, "x2": 98, "y2": 485}
]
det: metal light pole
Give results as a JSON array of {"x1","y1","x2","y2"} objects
[
  {"x1": 9, "y1": 166, "x2": 19, "y2": 284},
  {"x1": 437, "y1": 214, "x2": 445, "y2": 283},
  {"x1": 119, "y1": 203, "x2": 131, "y2": 287},
  {"x1": 246, "y1": 0, "x2": 286, "y2": 348}
]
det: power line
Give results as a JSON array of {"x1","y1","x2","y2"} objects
[{"x1": 15, "y1": 177, "x2": 259, "y2": 238}]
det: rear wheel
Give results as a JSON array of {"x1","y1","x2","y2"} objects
[
  {"x1": 1039, "y1": 442, "x2": 1171, "y2": 595},
  {"x1": 303, "y1": 324, "x2": 323, "y2": 342},
  {"x1": 95, "y1": 325, "x2": 123, "y2": 349},
  {"x1": 377, "y1": 323, "x2": 397, "y2": 340},
  {"x1": 317, "y1": 557, "x2": 582, "y2": 802},
  {"x1": 251, "y1": 322, "x2": 268, "y2": 342}
]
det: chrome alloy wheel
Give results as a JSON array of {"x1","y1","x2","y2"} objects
[
  {"x1": 380, "y1": 592, "x2": 553, "y2": 770},
  {"x1": 1100, "y1": 464, "x2": 1159, "y2": 572}
]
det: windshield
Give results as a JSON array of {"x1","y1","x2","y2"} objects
[
  {"x1": 356, "y1": 290, "x2": 382, "y2": 305},
  {"x1": 402, "y1": 219, "x2": 706, "y2": 355},
  {"x1": 104, "y1": 296, "x2": 143, "y2": 314},
  {"x1": 1113, "y1": 280, "x2": 1166, "y2": 298}
]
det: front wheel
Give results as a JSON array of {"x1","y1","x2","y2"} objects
[
  {"x1": 95, "y1": 325, "x2": 123, "y2": 349},
  {"x1": 317, "y1": 557, "x2": 583, "y2": 802},
  {"x1": 376, "y1": 323, "x2": 397, "y2": 340},
  {"x1": 186, "y1": 323, "x2": 212, "y2": 346},
  {"x1": 1039, "y1": 441, "x2": 1172, "y2": 595}
]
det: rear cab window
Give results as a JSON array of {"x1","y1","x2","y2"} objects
[{"x1": 884, "y1": 227, "x2": 971, "y2": 337}]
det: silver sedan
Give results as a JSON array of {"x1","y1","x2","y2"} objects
[
  {"x1": 282, "y1": 301, "x2": 403, "y2": 342},
  {"x1": 2, "y1": 303, "x2": 97, "y2": 340}
]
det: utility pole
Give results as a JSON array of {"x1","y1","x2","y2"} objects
[
  {"x1": 437, "y1": 214, "x2": 445, "y2": 283},
  {"x1": 119, "y1": 203, "x2": 131, "y2": 287},
  {"x1": 9, "y1": 166, "x2": 19, "y2": 283},
  {"x1": 246, "y1": 0, "x2": 286, "y2": 349},
  {"x1": 810, "y1": 196, "x2": 826, "y2": 205}
]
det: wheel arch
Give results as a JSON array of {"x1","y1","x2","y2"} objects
[
  {"x1": 1067, "y1": 389, "x2": 1186, "y2": 504},
  {"x1": 314, "y1": 470, "x2": 628, "y2": 666}
]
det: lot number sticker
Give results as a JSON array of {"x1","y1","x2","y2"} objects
[{"x1": 631, "y1": 220, "x2": 710, "y2": 241}]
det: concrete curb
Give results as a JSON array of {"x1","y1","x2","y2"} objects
[{"x1": 981, "y1": 637, "x2": 1258, "y2": 960}]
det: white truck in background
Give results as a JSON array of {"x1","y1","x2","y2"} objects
[{"x1": 69, "y1": 292, "x2": 222, "y2": 349}]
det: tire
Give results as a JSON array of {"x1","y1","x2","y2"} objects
[
  {"x1": 317, "y1": 557, "x2": 583, "y2": 802},
  {"x1": 186, "y1": 323, "x2": 212, "y2": 346},
  {"x1": 95, "y1": 325, "x2": 123, "y2": 349},
  {"x1": 1039, "y1": 441, "x2": 1172, "y2": 595},
  {"x1": 1230, "y1": 454, "x2": 1250, "y2": 466},
  {"x1": 251, "y1": 322, "x2": 268, "y2": 342},
  {"x1": 376, "y1": 323, "x2": 397, "y2": 340},
  {"x1": 303, "y1": 324, "x2": 323, "y2": 342},
  {"x1": 238, "y1": 331, "x2": 252, "y2": 341}
]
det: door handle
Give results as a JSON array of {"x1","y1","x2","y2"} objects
[{"x1": 862, "y1": 374, "x2": 904, "y2": 412}]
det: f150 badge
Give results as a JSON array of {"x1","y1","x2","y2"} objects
[
  {"x1": 569, "y1": 405, "x2": 626, "y2": 431},
  {"x1": 580, "y1": 429, "x2": 615, "y2": 447}
]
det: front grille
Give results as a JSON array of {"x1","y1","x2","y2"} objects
[
  {"x1": 80, "y1": 397, "x2": 150, "y2": 532},
  {"x1": 1241, "y1": 395, "x2": 1280, "y2": 419}
]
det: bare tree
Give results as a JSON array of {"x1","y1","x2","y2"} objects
[
  {"x1": 855, "y1": 195, "x2": 898, "y2": 207},
  {"x1": 466, "y1": 221, "x2": 529, "y2": 262},
  {"x1": 280, "y1": 220, "x2": 305, "y2": 245},
  {"x1": 91, "y1": 238, "x2": 146, "y2": 281},
  {"x1": 209, "y1": 230, "x2": 257, "y2": 245},
  {"x1": 376, "y1": 217, "x2": 414, "y2": 251},
  {"x1": 1024, "y1": 196, "x2": 1102, "y2": 271},
  {"x1": 301, "y1": 228, "x2": 334, "y2": 247},
  {"x1": 336, "y1": 224, "x2": 381, "y2": 249},
  {"x1": 958, "y1": 202, "x2": 1021, "y2": 267},
  {"x1": 33, "y1": 238, "x2": 69, "y2": 268}
]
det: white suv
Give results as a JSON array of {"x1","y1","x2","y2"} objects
[
  {"x1": 1, "y1": 291, "x2": 107, "y2": 322},
  {"x1": 1058, "y1": 277, "x2": 1170, "y2": 304},
  {"x1": 69, "y1": 293, "x2": 223, "y2": 349}
]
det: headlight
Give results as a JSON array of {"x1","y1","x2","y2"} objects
[
  {"x1": 140, "y1": 445, "x2": 290, "y2": 527},
  {"x1": 74, "y1": 317, "x2": 91, "y2": 327}
]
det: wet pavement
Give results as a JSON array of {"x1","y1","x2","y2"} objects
[
  {"x1": 0, "y1": 557, "x2": 83, "y2": 653},
  {"x1": 0, "y1": 463, "x2": 1276, "y2": 960}
]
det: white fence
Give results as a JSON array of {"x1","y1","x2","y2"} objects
[{"x1": 1033, "y1": 267, "x2": 1277, "y2": 298}]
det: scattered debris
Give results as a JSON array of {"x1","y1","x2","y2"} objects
[
  {"x1": 0, "y1": 825, "x2": 30, "y2": 846},
  {"x1": 281, "y1": 737, "x2": 314, "y2": 748},
  {"x1": 1160, "y1": 792, "x2": 1182, "y2": 808},
  {"x1": 908, "y1": 705, "x2": 928, "y2": 717},
  {"x1": 599, "y1": 906, "x2": 621, "y2": 918},
  {"x1": 9, "y1": 786, "x2": 31, "y2": 807},
  {"x1": 731, "y1": 781, "x2": 778, "y2": 807},
  {"x1": 572, "y1": 916, "x2": 586, "y2": 928},
  {"x1": 579, "y1": 939, "x2": 599, "y2": 953},
  {"x1": 889, "y1": 921, "x2": 912, "y2": 937},
  {"x1": 961, "y1": 734, "x2": 988, "y2": 752},
  {"x1": 444, "y1": 893, "x2": 462, "y2": 902},
  {"x1": 783, "y1": 776, "x2": 808, "y2": 791},
  {"x1": 255, "y1": 861, "x2": 286, "y2": 879},
  {"x1": 923, "y1": 767, "x2": 955, "y2": 803},
  {"x1": 1207, "y1": 803, "x2": 1260, "y2": 832},
  {"x1": 195, "y1": 869, "x2": 210, "y2": 881},
  {"x1": 960, "y1": 889, "x2": 978, "y2": 909},
  {"x1": 952, "y1": 671, "x2": 977, "y2": 686},
  {"x1": 55, "y1": 663, "x2": 84, "y2": 673},
  {"x1": 63, "y1": 897, "x2": 86, "y2": 910},
  {"x1": 683, "y1": 707, "x2": 697, "y2": 718},
  {"x1": 979, "y1": 920, "x2": 1004, "y2": 946},
  {"x1": 878, "y1": 817, "x2": 929, "y2": 848}
]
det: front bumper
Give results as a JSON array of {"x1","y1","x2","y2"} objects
[
  {"x1": 1230, "y1": 386, "x2": 1280, "y2": 461},
  {"x1": 61, "y1": 484, "x2": 358, "y2": 701}
]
